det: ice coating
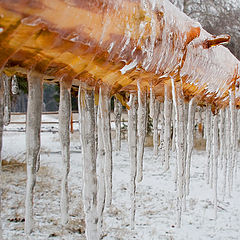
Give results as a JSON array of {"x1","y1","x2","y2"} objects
[
  {"x1": 1, "y1": 0, "x2": 240, "y2": 238},
  {"x1": 0, "y1": 0, "x2": 239, "y2": 106}
]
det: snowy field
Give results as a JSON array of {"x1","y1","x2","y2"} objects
[{"x1": 2, "y1": 114, "x2": 240, "y2": 240}]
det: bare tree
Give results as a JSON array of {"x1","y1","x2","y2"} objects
[{"x1": 169, "y1": 0, "x2": 240, "y2": 59}]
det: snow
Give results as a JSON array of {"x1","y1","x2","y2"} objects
[{"x1": 2, "y1": 113, "x2": 240, "y2": 239}]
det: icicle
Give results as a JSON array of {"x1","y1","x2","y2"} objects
[
  {"x1": 150, "y1": 86, "x2": 160, "y2": 157},
  {"x1": 11, "y1": 75, "x2": 19, "y2": 95},
  {"x1": 171, "y1": 78, "x2": 185, "y2": 228},
  {"x1": 232, "y1": 101, "x2": 237, "y2": 187},
  {"x1": 212, "y1": 113, "x2": 219, "y2": 219},
  {"x1": 237, "y1": 110, "x2": 240, "y2": 143},
  {"x1": 172, "y1": 106, "x2": 176, "y2": 153},
  {"x1": 59, "y1": 80, "x2": 71, "y2": 225},
  {"x1": 234, "y1": 109, "x2": 238, "y2": 176},
  {"x1": 3, "y1": 74, "x2": 11, "y2": 126},
  {"x1": 78, "y1": 86, "x2": 82, "y2": 146},
  {"x1": 197, "y1": 107, "x2": 203, "y2": 138},
  {"x1": 128, "y1": 94, "x2": 138, "y2": 229},
  {"x1": 94, "y1": 103, "x2": 98, "y2": 155},
  {"x1": 99, "y1": 87, "x2": 112, "y2": 207},
  {"x1": 159, "y1": 102, "x2": 164, "y2": 164},
  {"x1": 203, "y1": 108, "x2": 207, "y2": 139},
  {"x1": 205, "y1": 106, "x2": 212, "y2": 184},
  {"x1": 210, "y1": 112, "x2": 214, "y2": 189},
  {"x1": 97, "y1": 102, "x2": 106, "y2": 238},
  {"x1": 219, "y1": 108, "x2": 225, "y2": 170},
  {"x1": 0, "y1": 73, "x2": 5, "y2": 239},
  {"x1": 185, "y1": 97, "x2": 196, "y2": 196},
  {"x1": 163, "y1": 85, "x2": 172, "y2": 171},
  {"x1": 150, "y1": 85, "x2": 154, "y2": 119},
  {"x1": 228, "y1": 89, "x2": 236, "y2": 196},
  {"x1": 172, "y1": 102, "x2": 178, "y2": 191},
  {"x1": 114, "y1": 97, "x2": 122, "y2": 152},
  {"x1": 136, "y1": 81, "x2": 147, "y2": 183},
  {"x1": 79, "y1": 88, "x2": 98, "y2": 240},
  {"x1": 25, "y1": 72, "x2": 43, "y2": 235},
  {"x1": 222, "y1": 107, "x2": 230, "y2": 200},
  {"x1": 153, "y1": 101, "x2": 160, "y2": 157}
]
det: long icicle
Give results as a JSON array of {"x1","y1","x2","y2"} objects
[
  {"x1": 25, "y1": 72, "x2": 43, "y2": 235},
  {"x1": 97, "y1": 99, "x2": 106, "y2": 238},
  {"x1": 228, "y1": 89, "x2": 235, "y2": 196},
  {"x1": 150, "y1": 86, "x2": 160, "y2": 158},
  {"x1": 59, "y1": 79, "x2": 71, "y2": 226},
  {"x1": 171, "y1": 78, "x2": 185, "y2": 228},
  {"x1": 0, "y1": 73, "x2": 5, "y2": 238},
  {"x1": 128, "y1": 94, "x2": 138, "y2": 229},
  {"x1": 205, "y1": 106, "x2": 212, "y2": 184},
  {"x1": 159, "y1": 103, "x2": 164, "y2": 165},
  {"x1": 237, "y1": 110, "x2": 240, "y2": 148},
  {"x1": 78, "y1": 86, "x2": 82, "y2": 146},
  {"x1": 172, "y1": 106, "x2": 176, "y2": 153},
  {"x1": 3, "y1": 74, "x2": 11, "y2": 126},
  {"x1": 182, "y1": 103, "x2": 187, "y2": 212},
  {"x1": 210, "y1": 111, "x2": 214, "y2": 189},
  {"x1": 136, "y1": 81, "x2": 147, "y2": 183},
  {"x1": 234, "y1": 109, "x2": 238, "y2": 177},
  {"x1": 219, "y1": 108, "x2": 225, "y2": 170},
  {"x1": 163, "y1": 85, "x2": 172, "y2": 171},
  {"x1": 212, "y1": 112, "x2": 219, "y2": 219},
  {"x1": 150, "y1": 85, "x2": 155, "y2": 119},
  {"x1": 99, "y1": 87, "x2": 112, "y2": 207},
  {"x1": 186, "y1": 97, "x2": 196, "y2": 196},
  {"x1": 222, "y1": 107, "x2": 230, "y2": 200},
  {"x1": 79, "y1": 88, "x2": 98, "y2": 239},
  {"x1": 114, "y1": 97, "x2": 122, "y2": 152},
  {"x1": 153, "y1": 100, "x2": 160, "y2": 158}
]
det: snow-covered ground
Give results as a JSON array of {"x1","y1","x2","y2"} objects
[{"x1": 2, "y1": 114, "x2": 240, "y2": 239}]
